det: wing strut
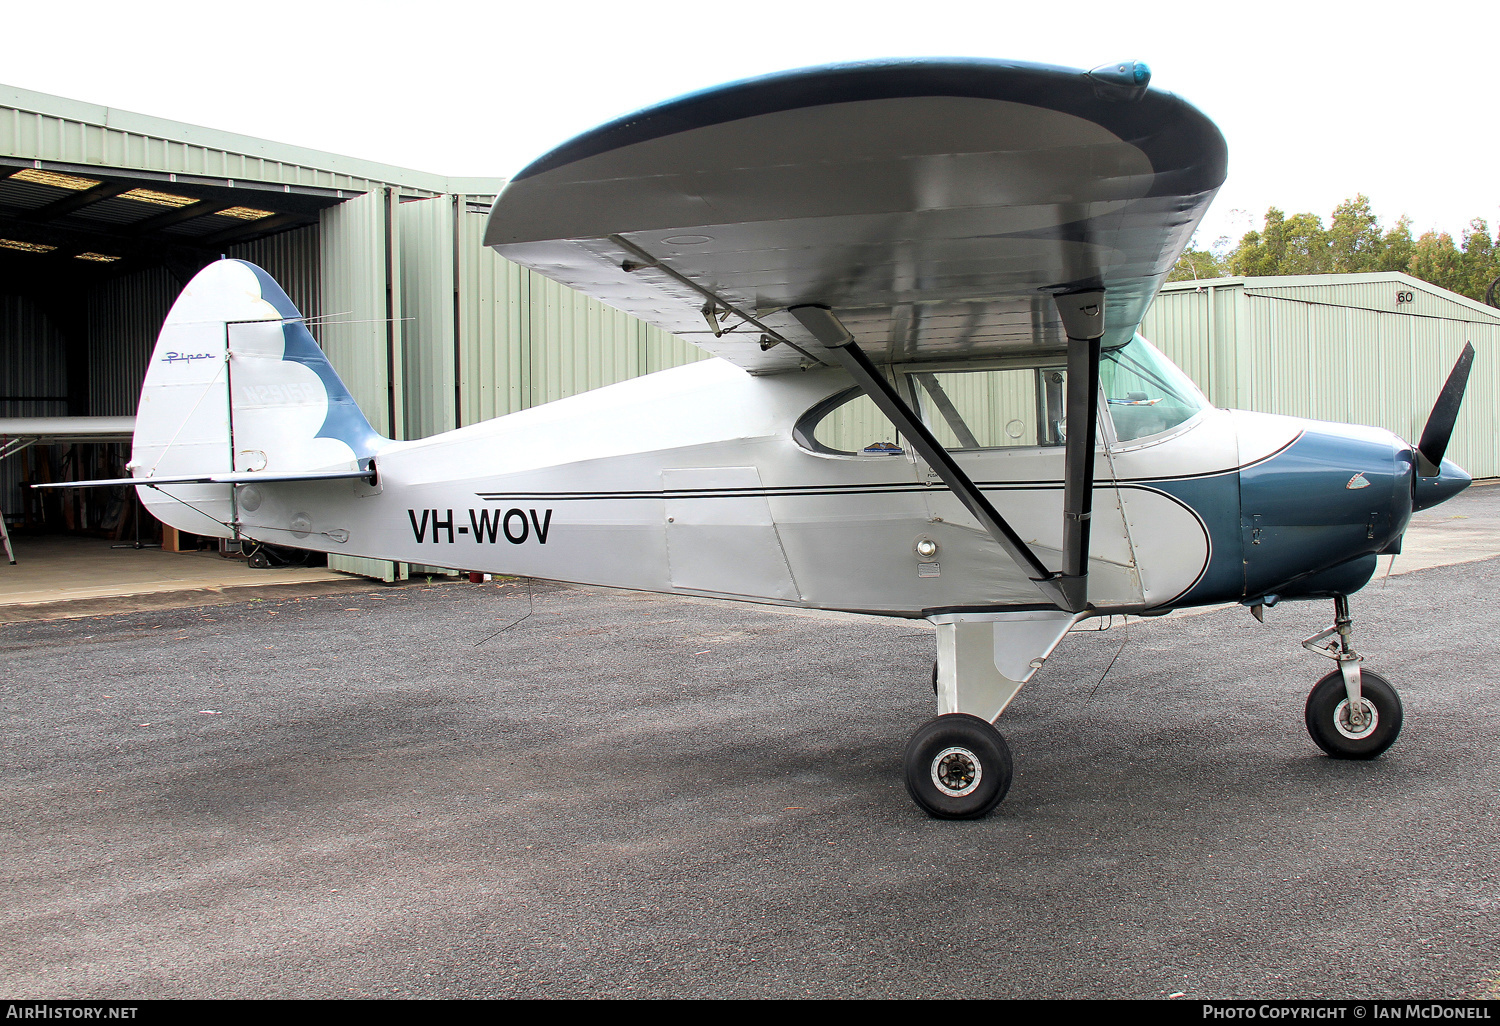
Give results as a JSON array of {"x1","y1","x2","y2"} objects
[
  {"x1": 779, "y1": 305, "x2": 1072, "y2": 610},
  {"x1": 1053, "y1": 290, "x2": 1106, "y2": 613},
  {"x1": 778, "y1": 297, "x2": 1106, "y2": 614}
]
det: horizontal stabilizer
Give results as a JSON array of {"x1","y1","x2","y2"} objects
[{"x1": 33, "y1": 465, "x2": 376, "y2": 490}]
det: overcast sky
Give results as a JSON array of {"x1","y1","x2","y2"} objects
[{"x1": 5, "y1": 0, "x2": 1494, "y2": 251}]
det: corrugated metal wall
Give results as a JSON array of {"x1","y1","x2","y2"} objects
[
  {"x1": 85, "y1": 266, "x2": 178, "y2": 416},
  {"x1": 318, "y1": 188, "x2": 407, "y2": 581},
  {"x1": 1, "y1": 92, "x2": 437, "y2": 197},
  {"x1": 1141, "y1": 278, "x2": 1500, "y2": 477},
  {"x1": 399, "y1": 196, "x2": 457, "y2": 439},
  {"x1": 228, "y1": 224, "x2": 320, "y2": 324},
  {"x1": 319, "y1": 188, "x2": 398, "y2": 438},
  {"x1": 0, "y1": 293, "x2": 66, "y2": 417},
  {"x1": 454, "y1": 204, "x2": 704, "y2": 426},
  {"x1": 0, "y1": 293, "x2": 69, "y2": 514}
]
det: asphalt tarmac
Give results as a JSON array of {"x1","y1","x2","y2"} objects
[{"x1": 4, "y1": 527, "x2": 1500, "y2": 998}]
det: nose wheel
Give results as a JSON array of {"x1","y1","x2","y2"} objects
[
  {"x1": 1305, "y1": 668, "x2": 1403, "y2": 758},
  {"x1": 1299, "y1": 595, "x2": 1403, "y2": 758},
  {"x1": 903, "y1": 714, "x2": 1013, "y2": 819}
]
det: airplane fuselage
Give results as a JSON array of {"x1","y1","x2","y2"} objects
[{"x1": 219, "y1": 353, "x2": 1460, "y2": 619}]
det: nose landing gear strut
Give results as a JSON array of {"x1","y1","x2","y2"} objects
[{"x1": 1301, "y1": 595, "x2": 1403, "y2": 758}]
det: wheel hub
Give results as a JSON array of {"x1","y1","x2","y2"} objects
[
  {"x1": 931, "y1": 746, "x2": 982, "y2": 797},
  {"x1": 1334, "y1": 698, "x2": 1379, "y2": 740}
]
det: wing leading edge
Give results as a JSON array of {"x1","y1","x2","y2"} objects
[{"x1": 485, "y1": 58, "x2": 1226, "y2": 373}]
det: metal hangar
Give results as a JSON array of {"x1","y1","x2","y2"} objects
[
  {"x1": 1141, "y1": 274, "x2": 1500, "y2": 479},
  {"x1": 0, "y1": 83, "x2": 703, "y2": 580}
]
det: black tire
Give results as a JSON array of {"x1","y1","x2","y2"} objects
[
  {"x1": 903, "y1": 714, "x2": 1013, "y2": 819},
  {"x1": 1304, "y1": 669, "x2": 1402, "y2": 759}
]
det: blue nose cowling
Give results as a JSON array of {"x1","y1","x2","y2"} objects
[
  {"x1": 1413, "y1": 456, "x2": 1471, "y2": 512},
  {"x1": 1238, "y1": 425, "x2": 1413, "y2": 601}
]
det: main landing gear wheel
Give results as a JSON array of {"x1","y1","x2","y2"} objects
[
  {"x1": 903, "y1": 714, "x2": 1012, "y2": 819},
  {"x1": 1304, "y1": 669, "x2": 1403, "y2": 759}
]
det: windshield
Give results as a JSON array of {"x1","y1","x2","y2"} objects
[{"x1": 1101, "y1": 336, "x2": 1207, "y2": 441}]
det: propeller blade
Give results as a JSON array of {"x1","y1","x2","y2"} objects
[{"x1": 1416, "y1": 342, "x2": 1475, "y2": 474}]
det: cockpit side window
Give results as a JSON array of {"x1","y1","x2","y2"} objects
[
  {"x1": 795, "y1": 337, "x2": 1206, "y2": 457},
  {"x1": 910, "y1": 367, "x2": 1066, "y2": 450}
]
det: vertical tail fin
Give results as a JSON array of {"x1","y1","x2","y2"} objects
[{"x1": 132, "y1": 259, "x2": 386, "y2": 537}]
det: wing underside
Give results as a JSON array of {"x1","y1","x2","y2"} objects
[{"x1": 485, "y1": 59, "x2": 1227, "y2": 373}]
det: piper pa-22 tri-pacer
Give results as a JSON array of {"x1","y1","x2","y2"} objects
[{"x1": 45, "y1": 59, "x2": 1476, "y2": 818}]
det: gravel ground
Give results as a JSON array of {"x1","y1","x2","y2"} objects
[{"x1": 2, "y1": 555, "x2": 1498, "y2": 999}]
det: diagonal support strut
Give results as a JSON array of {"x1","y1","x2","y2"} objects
[
  {"x1": 1054, "y1": 290, "x2": 1107, "y2": 613},
  {"x1": 781, "y1": 297, "x2": 1107, "y2": 614},
  {"x1": 782, "y1": 305, "x2": 1071, "y2": 610}
]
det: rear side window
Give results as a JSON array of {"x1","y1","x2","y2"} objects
[{"x1": 794, "y1": 389, "x2": 906, "y2": 456}]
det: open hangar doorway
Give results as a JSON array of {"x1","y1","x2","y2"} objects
[
  {"x1": 0, "y1": 82, "x2": 700, "y2": 587},
  {"x1": 0, "y1": 158, "x2": 342, "y2": 569}
]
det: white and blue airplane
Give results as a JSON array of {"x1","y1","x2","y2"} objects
[{"x1": 44, "y1": 59, "x2": 1475, "y2": 818}]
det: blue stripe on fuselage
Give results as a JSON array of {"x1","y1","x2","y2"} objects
[{"x1": 1139, "y1": 474, "x2": 1243, "y2": 608}]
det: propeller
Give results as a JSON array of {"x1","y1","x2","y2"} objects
[{"x1": 1416, "y1": 342, "x2": 1475, "y2": 476}]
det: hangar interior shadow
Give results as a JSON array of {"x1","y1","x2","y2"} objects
[{"x1": 0, "y1": 161, "x2": 338, "y2": 551}]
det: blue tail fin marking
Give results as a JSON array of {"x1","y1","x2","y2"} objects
[{"x1": 240, "y1": 260, "x2": 387, "y2": 459}]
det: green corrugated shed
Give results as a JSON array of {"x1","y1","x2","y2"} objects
[
  {"x1": 0, "y1": 84, "x2": 705, "y2": 581},
  {"x1": 1141, "y1": 272, "x2": 1500, "y2": 478}
]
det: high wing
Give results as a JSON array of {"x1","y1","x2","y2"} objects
[
  {"x1": 484, "y1": 58, "x2": 1227, "y2": 374},
  {"x1": 486, "y1": 58, "x2": 1227, "y2": 611}
]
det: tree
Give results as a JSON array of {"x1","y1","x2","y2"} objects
[
  {"x1": 1229, "y1": 208, "x2": 1330, "y2": 276},
  {"x1": 1377, "y1": 216, "x2": 1414, "y2": 273},
  {"x1": 1208, "y1": 200, "x2": 1499, "y2": 301},
  {"x1": 1459, "y1": 219, "x2": 1499, "y2": 303},
  {"x1": 1408, "y1": 231, "x2": 1464, "y2": 294},
  {"x1": 1329, "y1": 195, "x2": 1383, "y2": 272},
  {"x1": 1229, "y1": 208, "x2": 1283, "y2": 276},
  {"x1": 1167, "y1": 246, "x2": 1229, "y2": 282}
]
